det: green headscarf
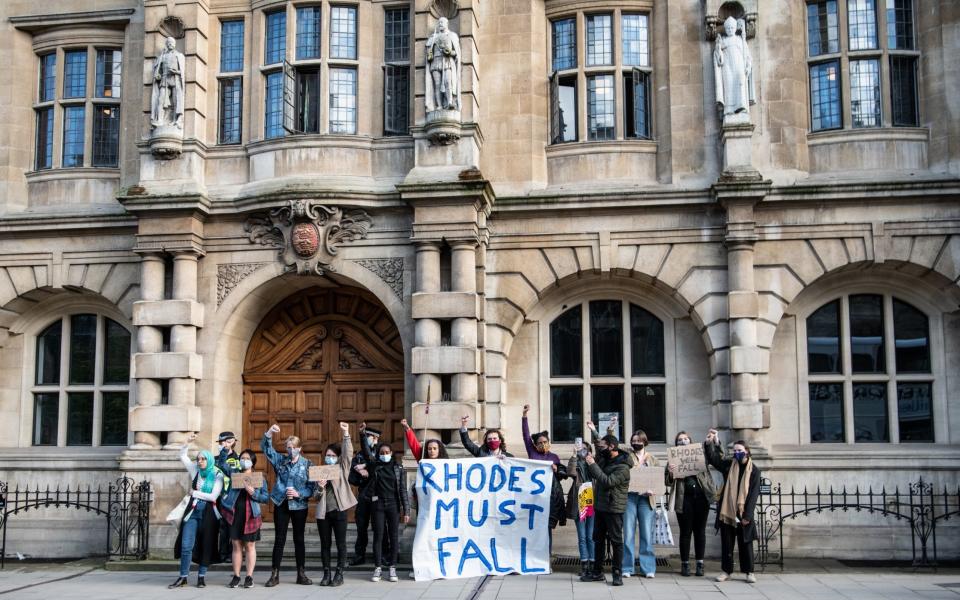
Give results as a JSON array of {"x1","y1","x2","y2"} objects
[{"x1": 197, "y1": 450, "x2": 217, "y2": 494}]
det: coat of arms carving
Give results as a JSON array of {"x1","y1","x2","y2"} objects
[{"x1": 244, "y1": 200, "x2": 372, "y2": 275}]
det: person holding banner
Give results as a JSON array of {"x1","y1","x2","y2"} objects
[
  {"x1": 169, "y1": 433, "x2": 223, "y2": 589},
  {"x1": 704, "y1": 429, "x2": 761, "y2": 584},
  {"x1": 581, "y1": 434, "x2": 632, "y2": 587},
  {"x1": 220, "y1": 448, "x2": 269, "y2": 588},
  {"x1": 567, "y1": 440, "x2": 595, "y2": 578},
  {"x1": 520, "y1": 405, "x2": 567, "y2": 549},
  {"x1": 666, "y1": 431, "x2": 717, "y2": 577},
  {"x1": 261, "y1": 424, "x2": 315, "y2": 587},
  {"x1": 313, "y1": 422, "x2": 358, "y2": 587},
  {"x1": 460, "y1": 415, "x2": 513, "y2": 457},
  {"x1": 361, "y1": 442, "x2": 411, "y2": 583},
  {"x1": 621, "y1": 429, "x2": 659, "y2": 579}
]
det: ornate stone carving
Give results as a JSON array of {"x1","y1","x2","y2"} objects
[
  {"x1": 339, "y1": 341, "x2": 373, "y2": 369},
  {"x1": 244, "y1": 200, "x2": 372, "y2": 275},
  {"x1": 429, "y1": 0, "x2": 459, "y2": 19},
  {"x1": 217, "y1": 262, "x2": 268, "y2": 306},
  {"x1": 713, "y1": 16, "x2": 755, "y2": 124},
  {"x1": 149, "y1": 36, "x2": 185, "y2": 158},
  {"x1": 353, "y1": 257, "x2": 404, "y2": 298},
  {"x1": 425, "y1": 17, "x2": 462, "y2": 145},
  {"x1": 290, "y1": 330, "x2": 327, "y2": 371}
]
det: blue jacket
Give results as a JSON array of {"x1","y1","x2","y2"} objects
[
  {"x1": 261, "y1": 433, "x2": 315, "y2": 511},
  {"x1": 221, "y1": 478, "x2": 270, "y2": 518}
]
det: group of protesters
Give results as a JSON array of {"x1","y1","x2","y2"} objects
[{"x1": 168, "y1": 411, "x2": 761, "y2": 589}]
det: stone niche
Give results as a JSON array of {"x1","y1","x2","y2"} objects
[{"x1": 704, "y1": 0, "x2": 757, "y2": 41}]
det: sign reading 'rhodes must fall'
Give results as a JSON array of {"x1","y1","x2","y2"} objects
[
  {"x1": 412, "y1": 457, "x2": 553, "y2": 581},
  {"x1": 667, "y1": 444, "x2": 708, "y2": 478}
]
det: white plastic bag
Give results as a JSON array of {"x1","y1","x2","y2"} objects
[
  {"x1": 654, "y1": 498, "x2": 674, "y2": 546},
  {"x1": 166, "y1": 494, "x2": 190, "y2": 526}
]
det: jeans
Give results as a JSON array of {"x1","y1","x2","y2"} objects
[
  {"x1": 574, "y1": 515, "x2": 595, "y2": 561},
  {"x1": 720, "y1": 523, "x2": 754, "y2": 574},
  {"x1": 676, "y1": 492, "x2": 710, "y2": 562},
  {"x1": 592, "y1": 511, "x2": 623, "y2": 576},
  {"x1": 317, "y1": 510, "x2": 348, "y2": 569},
  {"x1": 622, "y1": 493, "x2": 656, "y2": 575},
  {"x1": 372, "y1": 502, "x2": 400, "y2": 568},
  {"x1": 272, "y1": 500, "x2": 307, "y2": 569},
  {"x1": 179, "y1": 503, "x2": 209, "y2": 578}
]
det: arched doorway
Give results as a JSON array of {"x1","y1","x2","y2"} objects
[{"x1": 242, "y1": 285, "x2": 405, "y2": 516}]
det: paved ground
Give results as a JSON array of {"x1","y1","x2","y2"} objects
[{"x1": 1, "y1": 560, "x2": 959, "y2": 600}]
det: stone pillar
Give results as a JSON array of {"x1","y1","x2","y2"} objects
[
  {"x1": 451, "y1": 242, "x2": 478, "y2": 402},
  {"x1": 415, "y1": 243, "x2": 442, "y2": 403},
  {"x1": 165, "y1": 252, "x2": 200, "y2": 448},
  {"x1": 131, "y1": 253, "x2": 165, "y2": 449}
]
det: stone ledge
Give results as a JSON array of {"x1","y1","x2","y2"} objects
[
  {"x1": 411, "y1": 292, "x2": 480, "y2": 320},
  {"x1": 132, "y1": 352, "x2": 202, "y2": 379},
  {"x1": 411, "y1": 346, "x2": 480, "y2": 374},
  {"x1": 132, "y1": 300, "x2": 204, "y2": 327},
  {"x1": 128, "y1": 404, "x2": 201, "y2": 433},
  {"x1": 410, "y1": 401, "x2": 477, "y2": 430}
]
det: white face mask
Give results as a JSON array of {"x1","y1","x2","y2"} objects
[
  {"x1": 379, "y1": 454, "x2": 392, "y2": 463},
  {"x1": 240, "y1": 458, "x2": 253, "y2": 470},
  {"x1": 324, "y1": 456, "x2": 337, "y2": 465},
  {"x1": 677, "y1": 438, "x2": 690, "y2": 446}
]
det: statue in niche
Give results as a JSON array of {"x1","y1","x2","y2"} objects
[
  {"x1": 151, "y1": 36, "x2": 185, "y2": 130},
  {"x1": 425, "y1": 17, "x2": 461, "y2": 112},
  {"x1": 713, "y1": 16, "x2": 755, "y2": 122}
]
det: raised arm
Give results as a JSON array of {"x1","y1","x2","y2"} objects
[
  {"x1": 260, "y1": 424, "x2": 283, "y2": 469},
  {"x1": 521, "y1": 406, "x2": 537, "y2": 458},
  {"x1": 586, "y1": 460, "x2": 629, "y2": 488},
  {"x1": 703, "y1": 431, "x2": 729, "y2": 473},
  {"x1": 340, "y1": 422, "x2": 354, "y2": 466},
  {"x1": 180, "y1": 433, "x2": 198, "y2": 478},
  {"x1": 402, "y1": 419, "x2": 422, "y2": 461},
  {"x1": 459, "y1": 415, "x2": 483, "y2": 457}
]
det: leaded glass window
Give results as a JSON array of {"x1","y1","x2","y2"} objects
[
  {"x1": 621, "y1": 14, "x2": 649, "y2": 67},
  {"x1": 296, "y1": 6, "x2": 322, "y2": 60},
  {"x1": 807, "y1": 1, "x2": 839, "y2": 56},
  {"x1": 890, "y1": 56, "x2": 918, "y2": 126},
  {"x1": 92, "y1": 105, "x2": 120, "y2": 167},
  {"x1": 39, "y1": 53, "x2": 56, "y2": 102},
  {"x1": 329, "y1": 67, "x2": 357, "y2": 134},
  {"x1": 62, "y1": 106, "x2": 85, "y2": 167},
  {"x1": 330, "y1": 6, "x2": 357, "y2": 60},
  {"x1": 586, "y1": 14, "x2": 612, "y2": 66},
  {"x1": 848, "y1": 0, "x2": 878, "y2": 50},
  {"x1": 810, "y1": 61, "x2": 842, "y2": 131},
  {"x1": 886, "y1": 0, "x2": 913, "y2": 49},
  {"x1": 95, "y1": 49, "x2": 122, "y2": 98},
  {"x1": 63, "y1": 50, "x2": 87, "y2": 98},
  {"x1": 384, "y1": 7, "x2": 411, "y2": 136},
  {"x1": 220, "y1": 20, "x2": 245, "y2": 72},
  {"x1": 587, "y1": 74, "x2": 615, "y2": 141},
  {"x1": 265, "y1": 10, "x2": 286, "y2": 65},
  {"x1": 551, "y1": 18, "x2": 576, "y2": 71},
  {"x1": 218, "y1": 77, "x2": 242, "y2": 144},
  {"x1": 264, "y1": 70, "x2": 284, "y2": 138},
  {"x1": 850, "y1": 59, "x2": 881, "y2": 128}
]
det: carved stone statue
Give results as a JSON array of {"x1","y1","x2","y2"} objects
[
  {"x1": 151, "y1": 36, "x2": 185, "y2": 130},
  {"x1": 713, "y1": 16, "x2": 755, "y2": 122},
  {"x1": 425, "y1": 17, "x2": 461, "y2": 112}
]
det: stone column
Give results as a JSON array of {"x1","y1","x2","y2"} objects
[
  {"x1": 415, "y1": 243, "x2": 442, "y2": 403},
  {"x1": 165, "y1": 252, "x2": 199, "y2": 449},
  {"x1": 451, "y1": 242, "x2": 478, "y2": 402},
  {"x1": 131, "y1": 253, "x2": 165, "y2": 449}
]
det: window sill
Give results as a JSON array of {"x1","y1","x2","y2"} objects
[
  {"x1": 546, "y1": 138, "x2": 657, "y2": 157},
  {"x1": 25, "y1": 167, "x2": 120, "y2": 182},
  {"x1": 807, "y1": 126, "x2": 928, "y2": 145}
]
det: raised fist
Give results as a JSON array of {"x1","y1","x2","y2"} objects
[
  {"x1": 461, "y1": 415, "x2": 470, "y2": 426},
  {"x1": 522, "y1": 405, "x2": 530, "y2": 416},
  {"x1": 269, "y1": 424, "x2": 281, "y2": 434},
  {"x1": 339, "y1": 422, "x2": 350, "y2": 434},
  {"x1": 186, "y1": 432, "x2": 198, "y2": 443}
]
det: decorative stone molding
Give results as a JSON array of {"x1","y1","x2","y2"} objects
[
  {"x1": 216, "y1": 262, "x2": 268, "y2": 306},
  {"x1": 243, "y1": 200, "x2": 373, "y2": 276},
  {"x1": 353, "y1": 257, "x2": 404, "y2": 298},
  {"x1": 430, "y1": 0, "x2": 459, "y2": 19}
]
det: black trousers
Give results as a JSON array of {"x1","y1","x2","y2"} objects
[
  {"x1": 355, "y1": 498, "x2": 391, "y2": 559},
  {"x1": 316, "y1": 510, "x2": 348, "y2": 569},
  {"x1": 592, "y1": 511, "x2": 624, "y2": 575},
  {"x1": 720, "y1": 523, "x2": 754, "y2": 574},
  {"x1": 372, "y1": 502, "x2": 400, "y2": 568},
  {"x1": 676, "y1": 492, "x2": 710, "y2": 562},
  {"x1": 272, "y1": 500, "x2": 307, "y2": 569}
]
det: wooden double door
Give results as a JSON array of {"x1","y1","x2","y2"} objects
[{"x1": 242, "y1": 286, "x2": 405, "y2": 519}]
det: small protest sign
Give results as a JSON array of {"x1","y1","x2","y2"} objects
[
  {"x1": 231, "y1": 471, "x2": 264, "y2": 489},
  {"x1": 667, "y1": 444, "x2": 707, "y2": 478},
  {"x1": 308, "y1": 465, "x2": 341, "y2": 482},
  {"x1": 628, "y1": 465, "x2": 667, "y2": 496}
]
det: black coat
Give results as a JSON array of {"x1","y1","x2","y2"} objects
[
  {"x1": 360, "y1": 458, "x2": 410, "y2": 516},
  {"x1": 548, "y1": 464, "x2": 567, "y2": 528},
  {"x1": 704, "y1": 442, "x2": 762, "y2": 543},
  {"x1": 173, "y1": 498, "x2": 221, "y2": 567}
]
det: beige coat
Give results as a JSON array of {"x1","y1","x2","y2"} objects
[{"x1": 315, "y1": 433, "x2": 358, "y2": 518}]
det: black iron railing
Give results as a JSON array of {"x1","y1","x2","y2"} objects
[{"x1": 0, "y1": 476, "x2": 152, "y2": 568}]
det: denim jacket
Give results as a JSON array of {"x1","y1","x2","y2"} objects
[
  {"x1": 261, "y1": 433, "x2": 315, "y2": 511},
  {"x1": 221, "y1": 478, "x2": 270, "y2": 518}
]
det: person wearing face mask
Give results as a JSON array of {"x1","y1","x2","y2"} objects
[
  {"x1": 704, "y1": 428, "x2": 761, "y2": 584},
  {"x1": 400, "y1": 418, "x2": 449, "y2": 462},
  {"x1": 619, "y1": 429, "x2": 659, "y2": 579},
  {"x1": 348, "y1": 423, "x2": 388, "y2": 566},
  {"x1": 169, "y1": 433, "x2": 224, "y2": 589},
  {"x1": 214, "y1": 432, "x2": 240, "y2": 563},
  {"x1": 313, "y1": 422, "x2": 357, "y2": 587},
  {"x1": 580, "y1": 434, "x2": 631, "y2": 587},
  {"x1": 220, "y1": 448, "x2": 269, "y2": 588},
  {"x1": 260, "y1": 424, "x2": 315, "y2": 587},
  {"x1": 459, "y1": 414, "x2": 514, "y2": 457},
  {"x1": 665, "y1": 431, "x2": 718, "y2": 577},
  {"x1": 567, "y1": 439, "x2": 595, "y2": 578},
  {"x1": 361, "y1": 442, "x2": 411, "y2": 583},
  {"x1": 520, "y1": 405, "x2": 567, "y2": 549}
]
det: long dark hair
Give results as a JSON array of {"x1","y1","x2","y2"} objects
[
  {"x1": 325, "y1": 442, "x2": 342, "y2": 457},
  {"x1": 239, "y1": 448, "x2": 258, "y2": 468},
  {"x1": 423, "y1": 438, "x2": 448, "y2": 459},
  {"x1": 674, "y1": 431, "x2": 689, "y2": 446},
  {"x1": 483, "y1": 428, "x2": 507, "y2": 452}
]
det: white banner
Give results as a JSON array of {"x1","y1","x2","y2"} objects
[{"x1": 412, "y1": 457, "x2": 553, "y2": 581}]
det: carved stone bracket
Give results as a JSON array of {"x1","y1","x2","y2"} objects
[
  {"x1": 217, "y1": 262, "x2": 268, "y2": 306},
  {"x1": 353, "y1": 257, "x2": 404, "y2": 299},
  {"x1": 244, "y1": 200, "x2": 373, "y2": 276},
  {"x1": 706, "y1": 13, "x2": 756, "y2": 41}
]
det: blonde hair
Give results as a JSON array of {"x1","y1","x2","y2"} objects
[{"x1": 285, "y1": 435, "x2": 302, "y2": 448}]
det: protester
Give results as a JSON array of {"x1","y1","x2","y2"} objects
[
  {"x1": 622, "y1": 429, "x2": 659, "y2": 578},
  {"x1": 359, "y1": 441, "x2": 411, "y2": 583},
  {"x1": 214, "y1": 431, "x2": 240, "y2": 563},
  {"x1": 314, "y1": 422, "x2": 358, "y2": 587},
  {"x1": 220, "y1": 448, "x2": 269, "y2": 588},
  {"x1": 460, "y1": 415, "x2": 514, "y2": 457},
  {"x1": 666, "y1": 431, "x2": 718, "y2": 577},
  {"x1": 566, "y1": 439, "x2": 595, "y2": 578},
  {"x1": 261, "y1": 424, "x2": 314, "y2": 587},
  {"x1": 349, "y1": 423, "x2": 388, "y2": 565},
  {"x1": 169, "y1": 433, "x2": 223, "y2": 589},
  {"x1": 580, "y1": 434, "x2": 632, "y2": 587},
  {"x1": 521, "y1": 405, "x2": 567, "y2": 549},
  {"x1": 704, "y1": 428, "x2": 761, "y2": 584},
  {"x1": 401, "y1": 418, "x2": 449, "y2": 461}
]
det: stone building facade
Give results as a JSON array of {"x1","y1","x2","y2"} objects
[{"x1": 0, "y1": 0, "x2": 958, "y2": 560}]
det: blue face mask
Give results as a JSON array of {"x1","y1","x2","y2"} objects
[
  {"x1": 379, "y1": 454, "x2": 392, "y2": 463},
  {"x1": 287, "y1": 447, "x2": 300, "y2": 459},
  {"x1": 734, "y1": 450, "x2": 747, "y2": 462},
  {"x1": 324, "y1": 456, "x2": 337, "y2": 465}
]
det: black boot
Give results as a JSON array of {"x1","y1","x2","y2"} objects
[
  {"x1": 681, "y1": 561, "x2": 690, "y2": 577},
  {"x1": 296, "y1": 567, "x2": 312, "y2": 585},
  {"x1": 227, "y1": 575, "x2": 241, "y2": 588},
  {"x1": 349, "y1": 554, "x2": 365, "y2": 566},
  {"x1": 265, "y1": 569, "x2": 280, "y2": 587},
  {"x1": 580, "y1": 568, "x2": 604, "y2": 583},
  {"x1": 612, "y1": 569, "x2": 623, "y2": 587},
  {"x1": 579, "y1": 561, "x2": 588, "y2": 578},
  {"x1": 695, "y1": 562, "x2": 705, "y2": 577},
  {"x1": 318, "y1": 569, "x2": 332, "y2": 586},
  {"x1": 332, "y1": 568, "x2": 344, "y2": 587},
  {"x1": 167, "y1": 576, "x2": 188, "y2": 589},
  {"x1": 196, "y1": 576, "x2": 206, "y2": 588}
]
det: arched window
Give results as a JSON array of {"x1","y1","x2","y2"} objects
[
  {"x1": 32, "y1": 314, "x2": 132, "y2": 447},
  {"x1": 806, "y1": 294, "x2": 933, "y2": 443},
  {"x1": 548, "y1": 300, "x2": 665, "y2": 443}
]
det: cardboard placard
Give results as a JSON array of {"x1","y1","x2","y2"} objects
[
  {"x1": 628, "y1": 465, "x2": 667, "y2": 496},
  {"x1": 231, "y1": 471, "x2": 264, "y2": 489},
  {"x1": 598, "y1": 412, "x2": 620, "y2": 439},
  {"x1": 308, "y1": 465, "x2": 341, "y2": 482},
  {"x1": 667, "y1": 444, "x2": 707, "y2": 478}
]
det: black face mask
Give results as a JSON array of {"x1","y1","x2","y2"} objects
[
  {"x1": 631, "y1": 443, "x2": 644, "y2": 451},
  {"x1": 600, "y1": 448, "x2": 612, "y2": 460}
]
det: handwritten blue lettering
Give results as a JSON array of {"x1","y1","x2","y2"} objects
[
  {"x1": 520, "y1": 537, "x2": 546, "y2": 573},
  {"x1": 520, "y1": 503, "x2": 544, "y2": 530},
  {"x1": 489, "y1": 464, "x2": 507, "y2": 492},
  {"x1": 498, "y1": 499, "x2": 516, "y2": 525},
  {"x1": 458, "y1": 539, "x2": 493, "y2": 575},
  {"x1": 420, "y1": 462, "x2": 441, "y2": 494},
  {"x1": 443, "y1": 462, "x2": 463, "y2": 492},
  {"x1": 465, "y1": 463, "x2": 486, "y2": 493},
  {"x1": 508, "y1": 466, "x2": 526, "y2": 492},
  {"x1": 467, "y1": 499, "x2": 489, "y2": 527},
  {"x1": 489, "y1": 538, "x2": 512, "y2": 574},
  {"x1": 435, "y1": 498, "x2": 460, "y2": 530},
  {"x1": 437, "y1": 536, "x2": 458, "y2": 577},
  {"x1": 530, "y1": 468, "x2": 546, "y2": 495}
]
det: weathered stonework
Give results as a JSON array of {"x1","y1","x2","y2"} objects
[
  {"x1": 216, "y1": 262, "x2": 268, "y2": 307},
  {"x1": 353, "y1": 258, "x2": 404, "y2": 299}
]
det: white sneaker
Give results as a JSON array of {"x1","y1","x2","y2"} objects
[
  {"x1": 645, "y1": 573, "x2": 655, "y2": 579},
  {"x1": 388, "y1": 567, "x2": 398, "y2": 582},
  {"x1": 623, "y1": 573, "x2": 631, "y2": 578},
  {"x1": 371, "y1": 567, "x2": 382, "y2": 582},
  {"x1": 745, "y1": 573, "x2": 757, "y2": 584},
  {"x1": 715, "y1": 573, "x2": 729, "y2": 582},
  {"x1": 408, "y1": 570, "x2": 416, "y2": 579}
]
